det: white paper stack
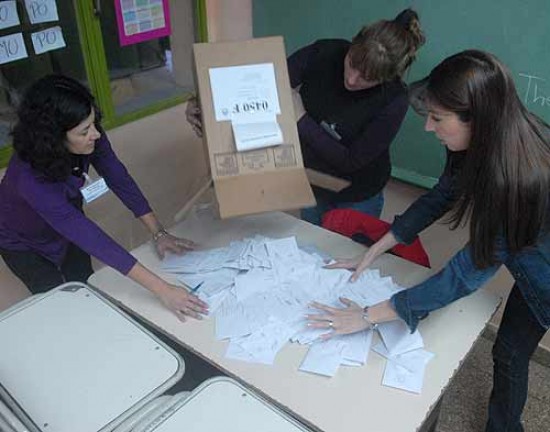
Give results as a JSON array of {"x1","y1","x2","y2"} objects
[{"x1": 162, "y1": 236, "x2": 432, "y2": 392}]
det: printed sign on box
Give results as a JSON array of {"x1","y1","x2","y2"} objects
[{"x1": 193, "y1": 37, "x2": 315, "y2": 218}]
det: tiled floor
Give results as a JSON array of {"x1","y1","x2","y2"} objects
[{"x1": 435, "y1": 335, "x2": 550, "y2": 432}]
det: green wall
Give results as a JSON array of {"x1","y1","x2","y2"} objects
[{"x1": 253, "y1": 0, "x2": 550, "y2": 188}]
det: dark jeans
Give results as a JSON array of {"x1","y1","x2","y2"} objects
[
  {"x1": 1, "y1": 243, "x2": 93, "y2": 294},
  {"x1": 486, "y1": 284, "x2": 547, "y2": 432}
]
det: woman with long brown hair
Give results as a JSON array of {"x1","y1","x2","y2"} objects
[{"x1": 309, "y1": 50, "x2": 550, "y2": 431}]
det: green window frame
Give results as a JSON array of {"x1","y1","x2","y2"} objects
[{"x1": 0, "y1": 0, "x2": 208, "y2": 168}]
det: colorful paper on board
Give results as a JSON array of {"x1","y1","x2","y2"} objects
[{"x1": 114, "y1": 0, "x2": 171, "y2": 46}]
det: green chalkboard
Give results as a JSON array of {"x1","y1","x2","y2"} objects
[{"x1": 253, "y1": 0, "x2": 550, "y2": 187}]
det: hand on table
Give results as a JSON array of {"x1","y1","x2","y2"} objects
[
  {"x1": 324, "y1": 253, "x2": 375, "y2": 282},
  {"x1": 185, "y1": 97, "x2": 203, "y2": 137},
  {"x1": 325, "y1": 232, "x2": 398, "y2": 281},
  {"x1": 306, "y1": 297, "x2": 371, "y2": 340},
  {"x1": 154, "y1": 232, "x2": 196, "y2": 259},
  {"x1": 158, "y1": 284, "x2": 209, "y2": 322}
]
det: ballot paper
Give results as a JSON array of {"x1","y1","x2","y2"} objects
[
  {"x1": 300, "y1": 339, "x2": 346, "y2": 377},
  {"x1": 231, "y1": 116, "x2": 283, "y2": 152},
  {"x1": 373, "y1": 342, "x2": 434, "y2": 394},
  {"x1": 162, "y1": 235, "x2": 432, "y2": 392},
  {"x1": 377, "y1": 320, "x2": 424, "y2": 356}
]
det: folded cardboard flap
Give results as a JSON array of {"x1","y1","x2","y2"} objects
[
  {"x1": 215, "y1": 169, "x2": 314, "y2": 218},
  {"x1": 193, "y1": 36, "x2": 315, "y2": 219}
]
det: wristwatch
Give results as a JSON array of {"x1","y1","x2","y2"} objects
[
  {"x1": 362, "y1": 306, "x2": 379, "y2": 331},
  {"x1": 153, "y1": 228, "x2": 169, "y2": 242}
]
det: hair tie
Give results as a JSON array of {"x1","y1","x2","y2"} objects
[{"x1": 393, "y1": 8, "x2": 417, "y2": 28}]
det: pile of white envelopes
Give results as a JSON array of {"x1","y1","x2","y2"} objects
[{"x1": 162, "y1": 236, "x2": 433, "y2": 393}]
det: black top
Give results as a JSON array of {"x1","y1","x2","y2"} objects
[{"x1": 288, "y1": 39, "x2": 409, "y2": 202}]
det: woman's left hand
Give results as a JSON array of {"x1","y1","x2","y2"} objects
[
  {"x1": 306, "y1": 297, "x2": 370, "y2": 340},
  {"x1": 155, "y1": 233, "x2": 196, "y2": 259}
]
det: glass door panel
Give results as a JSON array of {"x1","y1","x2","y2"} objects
[{"x1": 97, "y1": 0, "x2": 196, "y2": 116}]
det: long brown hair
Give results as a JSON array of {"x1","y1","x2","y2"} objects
[
  {"x1": 348, "y1": 8, "x2": 425, "y2": 82},
  {"x1": 425, "y1": 50, "x2": 550, "y2": 268}
]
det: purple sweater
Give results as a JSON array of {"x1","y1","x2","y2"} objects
[{"x1": 0, "y1": 135, "x2": 152, "y2": 275}]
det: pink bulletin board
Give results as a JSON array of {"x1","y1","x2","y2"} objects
[{"x1": 114, "y1": 0, "x2": 171, "y2": 47}]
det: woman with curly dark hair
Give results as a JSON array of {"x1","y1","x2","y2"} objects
[{"x1": 0, "y1": 75, "x2": 208, "y2": 321}]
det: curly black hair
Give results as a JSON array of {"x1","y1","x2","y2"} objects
[{"x1": 12, "y1": 75, "x2": 101, "y2": 181}]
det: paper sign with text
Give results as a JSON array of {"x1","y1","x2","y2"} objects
[
  {"x1": 0, "y1": 32, "x2": 27, "y2": 65},
  {"x1": 208, "y1": 63, "x2": 281, "y2": 122},
  {"x1": 0, "y1": 1, "x2": 20, "y2": 30},
  {"x1": 24, "y1": 0, "x2": 59, "y2": 24},
  {"x1": 31, "y1": 26, "x2": 65, "y2": 55}
]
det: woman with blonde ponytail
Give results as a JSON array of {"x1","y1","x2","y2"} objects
[
  {"x1": 289, "y1": 8, "x2": 425, "y2": 225},
  {"x1": 186, "y1": 9, "x2": 426, "y2": 225}
]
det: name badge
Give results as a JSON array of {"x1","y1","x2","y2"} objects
[{"x1": 80, "y1": 177, "x2": 110, "y2": 204}]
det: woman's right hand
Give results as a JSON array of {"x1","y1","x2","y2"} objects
[
  {"x1": 128, "y1": 263, "x2": 208, "y2": 321},
  {"x1": 157, "y1": 283, "x2": 209, "y2": 321},
  {"x1": 185, "y1": 97, "x2": 203, "y2": 137}
]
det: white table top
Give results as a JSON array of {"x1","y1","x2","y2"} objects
[
  {"x1": 88, "y1": 210, "x2": 501, "y2": 432},
  {"x1": 149, "y1": 377, "x2": 310, "y2": 432},
  {"x1": 0, "y1": 283, "x2": 184, "y2": 432}
]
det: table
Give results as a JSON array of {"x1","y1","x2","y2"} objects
[
  {"x1": 136, "y1": 377, "x2": 311, "y2": 432},
  {"x1": 89, "y1": 210, "x2": 501, "y2": 432},
  {"x1": 0, "y1": 283, "x2": 184, "y2": 432}
]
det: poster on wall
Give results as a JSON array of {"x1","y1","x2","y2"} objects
[
  {"x1": 24, "y1": 0, "x2": 59, "y2": 24},
  {"x1": 114, "y1": 0, "x2": 171, "y2": 47},
  {"x1": 0, "y1": 1, "x2": 21, "y2": 30},
  {"x1": 31, "y1": 26, "x2": 65, "y2": 55},
  {"x1": 0, "y1": 32, "x2": 28, "y2": 65}
]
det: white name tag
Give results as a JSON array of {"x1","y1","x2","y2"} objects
[{"x1": 80, "y1": 177, "x2": 109, "y2": 204}]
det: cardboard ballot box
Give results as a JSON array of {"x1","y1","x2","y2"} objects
[{"x1": 193, "y1": 37, "x2": 315, "y2": 219}]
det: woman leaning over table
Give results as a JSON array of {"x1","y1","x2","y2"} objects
[
  {"x1": 308, "y1": 50, "x2": 550, "y2": 432},
  {"x1": 0, "y1": 75, "x2": 208, "y2": 321},
  {"x1": 186, "y1": 8, "x2": 425, "y2": 225}
]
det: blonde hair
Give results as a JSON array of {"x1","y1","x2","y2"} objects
[{"x1": 348, "y1": 9, "x2": 425, "y2": 82}]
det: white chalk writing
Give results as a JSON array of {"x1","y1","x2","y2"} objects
[{"x1": 519, "y1": 73, "x2": 550, "y2": 108}]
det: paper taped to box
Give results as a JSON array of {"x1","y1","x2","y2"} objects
[{"x1": 193, "y1": 37, "x2": 315, "y2": 218}]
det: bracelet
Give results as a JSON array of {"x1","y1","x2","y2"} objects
[
  {"x1": 153, "y1": 229, "x2": 169, "y2": 242},
  {"x1": 362, "y1": 306, "x2": 379, "y2": 331}
]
